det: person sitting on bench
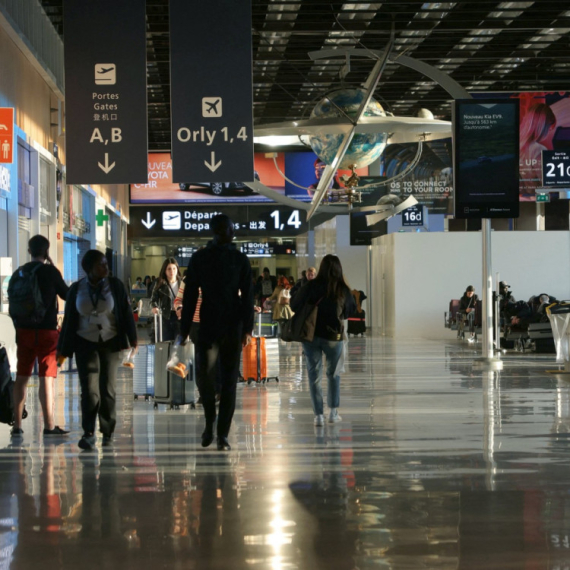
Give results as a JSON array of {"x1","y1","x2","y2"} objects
[{"x1": 459, "y1": 286, "x2": 478, "y2": 341}]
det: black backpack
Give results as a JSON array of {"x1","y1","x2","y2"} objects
[
  {"x1": 7, "y1": 262, "x2": 47, "y2": 326},
  {"x1": 0, "y1": 347, "x2": 27, "y2": 426}
]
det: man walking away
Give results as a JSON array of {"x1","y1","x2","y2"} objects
[
  {"x1": 180, "y1": 215, "x2": 254, "y2": 451},
  {"x1": 8, "y1": 235, "x2": 69, "y2": 438}
]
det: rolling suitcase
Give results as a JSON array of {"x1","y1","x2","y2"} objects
[
  {"x1": 133, "y1": 344, "x2": 155, "y2": 400},
  {"x1": 255, "y1": 312, "x2": 278, "y2": 337},
  {"x1": 347, "y1": 309, "x2": 366, "y2": 336},
  {"x1": 153, "y1": 314, "x2": 196, "y2": 409},
  {"x1": 242, "y1": 337, "x2": 280, "y2": 384}
]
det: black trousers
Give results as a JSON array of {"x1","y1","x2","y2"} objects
[
  {"x1": 196, "y1": 327, "x2": 242, "y2": 438},
  {"x1": 75, "y1": 336, "x2": 122, "y2": 436}
]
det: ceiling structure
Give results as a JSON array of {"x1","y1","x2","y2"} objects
[{"x1": 39, "y1": 1, "x2": 570, "y2": 152}]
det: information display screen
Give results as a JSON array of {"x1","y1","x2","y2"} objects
[
  {"x1": 454, "y1": 99, "x2": 520, "y2": 219},
  {"x1": 542, "y1": 150, "x2": 570, "y2": 188}
]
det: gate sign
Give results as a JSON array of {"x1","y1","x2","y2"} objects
[
  {"x1": 542, "y1": 150, "x2": 570, "y2": 188},
  {"x1": 63, "y1": 0, "x2": 148, "y2": 185},
  {"x1": 169, "y1": 0, "x2": 254, "y2": 184},
  {"x1": 401, "y1": 205, "x2": 424, "y2": 227},
  {"x1": 0, "y1": 108, "x2": 14, "y2": 164}
]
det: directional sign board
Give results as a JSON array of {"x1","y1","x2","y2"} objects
[
  {"x1": 130, "y1": 206, "x2": 307, "y2": 239},
  {"x1": 169, "y1": 0, "x2": 254, "y2": 184},
  {"x1": 63, "y1": 0, "x2": 148, "y2": 184},
  {"x1": 0, "y1": 108, "x2": 14, "y2": 164}
]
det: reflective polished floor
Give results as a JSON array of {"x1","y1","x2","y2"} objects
[{"x1": 2, "y1": 336, "x2": 570, "y2": 569}]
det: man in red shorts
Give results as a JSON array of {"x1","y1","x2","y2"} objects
[{"x1": 9, "y1": 235, "x2": 69, "y2": 438}]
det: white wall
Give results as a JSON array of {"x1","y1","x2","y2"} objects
[
  {"x1": 313, "y1": 215, "x2": 369, "y2": 298},
  {"x1": 372, "y1": 231, "x2": 570, "y2": 339}
]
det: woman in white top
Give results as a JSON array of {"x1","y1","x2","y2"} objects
[{"x1": 57, "y1": 250, "x2": 137, "y2": 450}]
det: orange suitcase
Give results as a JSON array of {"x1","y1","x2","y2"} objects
[{"x1": 242, "y1": 338, "x2": 279, "y2": 384}]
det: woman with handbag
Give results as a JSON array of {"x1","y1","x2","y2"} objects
[
  {"x1": 270, "y1": 276, "x2": 294, "y2": 333},
  {"x1": 57, "y1": 250, "x2": 137, "y2": 449},
  {"x1": 290, "y1": 255, "x2": 355, "y2": 427},
  {"x1": 151, "y1": 257, "x2": 182, "y2": 341}
]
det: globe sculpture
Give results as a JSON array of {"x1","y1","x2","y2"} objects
[{"x1": 309, "y1": 88, "x2": 388, "y2": 169}]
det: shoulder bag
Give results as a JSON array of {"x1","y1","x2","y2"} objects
[{"x1": 281, "y1": 297, "x2": 322, "y2": 343}]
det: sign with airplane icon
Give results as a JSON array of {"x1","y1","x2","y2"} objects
[
  {"x1": 170, "y1": 0, "x2": 254, "y2": 184},
  {"x1": 63, "y1": 0, "x2": 148, "y2": 184},
  {"x1": 202, "y1": 97, "x2": 222, "y2": 118},
  {"x1": 95, "y1": 63, "x2": 116, "y2": 85},
  {"x1": 162, "y1": 211, "x2": 182, "y2": 230}
]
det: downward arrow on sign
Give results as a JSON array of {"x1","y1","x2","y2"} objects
[
  {"x1": 98, "y1": 153, "x2": 116, "y2": 174},
  {"x1": 141, "y1": 212, "x2": 156, "y2": 229},
  {"x1": 204, "y1": 151, "x2": 222, "y2": 172}
]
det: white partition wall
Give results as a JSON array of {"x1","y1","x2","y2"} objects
[
  {"x1": 371, "y1": 231, "x2": 570, "y2": 339},
  {"x1": 313, "y1": 215, "x2": 369, "y2": 298}
]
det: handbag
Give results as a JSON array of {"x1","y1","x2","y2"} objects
[{"x1": 281, "y1": 298, "x2": 322, "y2": 343}]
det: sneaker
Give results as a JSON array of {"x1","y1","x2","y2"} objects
[
  {"x1": 329, "y1": 409, "x2": 342, "y2": 423},
  {"x1": 78, "y1": 434, "x2": 96, "y2": 450},
  {"x1": 43, "y1": 426, "x2": 70, "y2": 436},
  {"x1": 102, "y1": 434, "x2": 113, "y2": 447},
  {"x1": 314, "y1": 414, "x2": 324, "y2": 427},
  {"x1": 468, "y1": 336, "x2": 475, "y2": 343},
  {"x1": 10, "y1": 427, "x2": 23, "y2": 438}
]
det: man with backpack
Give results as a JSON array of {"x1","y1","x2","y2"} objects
[{"x1": 8, "y1": 235, "x2": 69, "y2": 438}]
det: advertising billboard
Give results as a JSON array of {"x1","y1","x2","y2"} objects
[
  {"x1": 474, "y1": 91, "x2": 570, "y2": 201},
  {"x1": 130, "y1": 152, "x2": 369, "y2": 204},
  {"x1": 453, "y1": 99, "x2": 520, "y2": 219}
]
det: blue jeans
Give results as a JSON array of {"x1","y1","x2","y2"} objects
[{"x1": 302, "y1": 337, "x2": 343, "y2": 416}]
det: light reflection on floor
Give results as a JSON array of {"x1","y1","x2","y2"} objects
[{"x1": 0, "y1": 337, "x2": 570, "y2": 568}]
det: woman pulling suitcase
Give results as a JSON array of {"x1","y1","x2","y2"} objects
[{"x1": 151, "y1": 258, "x2": 183, "y2": 342}]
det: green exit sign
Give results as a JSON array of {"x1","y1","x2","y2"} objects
[{"x1": 536, "y1": 193, "x2": 550, "y2": 203}]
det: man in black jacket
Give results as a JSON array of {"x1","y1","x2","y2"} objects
[{"x1": 181, "y1": 215, "x2": 254, "y2": 451}]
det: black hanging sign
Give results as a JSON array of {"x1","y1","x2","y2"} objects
[
  {"x1": 63, "y1": 0, "x2": 148, "y2": 184},
  {"x1": 169, "y1": 0, "x2": 254, "y2": 184}
]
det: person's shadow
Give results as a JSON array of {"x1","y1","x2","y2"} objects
[
  {"x1": 289, "y1": 435, "x2": 358, "y2": 569},
  {"x1": 193, "y1": 455, "x2": 247, "y2": 570}
]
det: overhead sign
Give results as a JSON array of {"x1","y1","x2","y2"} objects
[
  {"x1": 63, "y1": 0, "x2": 148, "y2": 184},
  {"x1": 169, "y1": 0, "x2": 254, "y2": 183},
  {"x1": 401, "y1": 205, "x2": 424, "y2": 227},
  {"x1": 129, "y1": 206, "x2": 307, "y2": 238},
  {"x1": 0, "y1": 108, "x2": 14, "y2": 164},
  {"x1": 542, "y1": 150, "x2": 570, "y2": 188},
  {"x1": 453, "y1": 99, "x2": 520, "y2": 219}
]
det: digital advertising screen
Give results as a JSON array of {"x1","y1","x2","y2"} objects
[
  {"x1": 473, "y1": 91, "x2": 570, "y2": 201},
  {"x1": 453, "y1": 99, "x2": 520, "y2": 219}
]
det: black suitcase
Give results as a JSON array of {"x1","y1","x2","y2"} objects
[
  {"x1": 152, "y1": 313, "x2": 196, "y2": 409},
  {"x1": 347, "y1": 309, "x2": 366, "y2": 336}
]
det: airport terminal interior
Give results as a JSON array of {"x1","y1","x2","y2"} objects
[{"x1": 1, "y1": 1, "x2": 570, "y2": 567}]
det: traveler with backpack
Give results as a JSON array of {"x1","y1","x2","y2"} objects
[
  {"x1": 8, "y1": 235, "x2": 69, "y2": 438},
  {"x1": 57, "y1": 249, "x2": 137, "y2": 450}
]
